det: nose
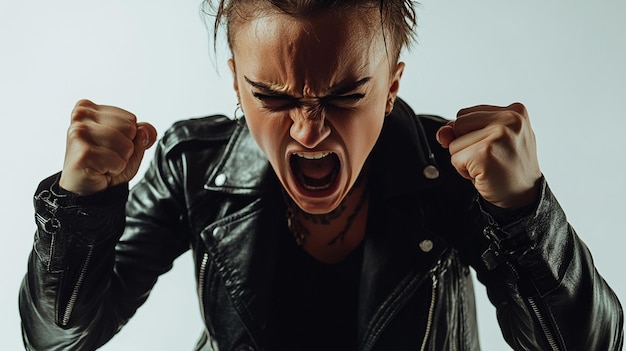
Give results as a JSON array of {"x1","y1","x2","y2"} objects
[{"x1": 289, "y1": 108, "x2": 331, "y2": 149}]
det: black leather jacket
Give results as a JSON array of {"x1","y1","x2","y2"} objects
[{"x1": 20, "y1": 99, "x2": 623, "y2": 350}]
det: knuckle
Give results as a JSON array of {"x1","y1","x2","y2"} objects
[
  {"x1": 494, "y1": 110, "x2": 524, "y2": 133},
  {"x1": 488, "y1": 123, "x2": 509, "y2": 139},
  {"x1": 450, "y1": 152, "x2": 466, "y2": 172},
  {"x1": 74, "y1": 99, "x2": 95, "y2": 109},
  {"x1": 508, "y1": 102, "x2": 527, "y2": 115},
  {"x1": 120, "y1": 118, "x2": 138, "y2": 137},
  {"x1": 121, "y1": 139, "x2": 135, "y2": 160},
  {"x1": 66, "y1": 122, "x2": 90, "y2": 141},
  {"x1": 107, "y1": 110, "x2": 137, "y2": 137},
  {"x1": 126, "y1": 110, "x2": 138, "y2": 124},
  {"x1": 114, "y1": 106, "x2": 138, "y2": 126},
  {"x1": 70, "y1": 105, "x2": 94, "y2": 123}
]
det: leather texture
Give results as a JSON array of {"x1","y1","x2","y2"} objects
[{"x1": 20, "y1": 99, "x2": 624, "y2": 350}]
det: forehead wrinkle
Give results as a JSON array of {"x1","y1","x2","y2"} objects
[
  {"x1": 257, "y1": 14, "x2": 351, "y2": 98},
  {"x1": 305, "y1": 14, "x2": 385, "y2": 94},
  {"x1": 236, "y1": 9, "x2": 387, "y2": 99},
  {"x1": 241, "y1": 16, "x2": 301, "y2": 95}
]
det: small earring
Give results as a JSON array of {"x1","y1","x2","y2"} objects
[{"x1": 233, "y1": 102, "x2": 244, "y2": 125}]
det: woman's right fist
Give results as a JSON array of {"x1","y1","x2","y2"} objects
[{"x1": 59, "y1": 99, "x2": 157, "y2": 195}]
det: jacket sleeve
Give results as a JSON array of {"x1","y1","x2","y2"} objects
[
  {"x1": 470, "y1": 177, "x2": 624, "y2": 350},
  {"x1": 19, "y1": 137, "x2": 190, "y2": 350}
]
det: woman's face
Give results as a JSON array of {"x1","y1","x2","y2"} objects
[{"x1": 229, "y1": 8, "x2": 404, "y2": 214}]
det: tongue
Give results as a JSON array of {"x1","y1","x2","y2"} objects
[{"x1": 296, "y1": 156, "x2": 335, "y2": 180}]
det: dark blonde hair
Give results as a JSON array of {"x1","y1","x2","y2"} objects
[{"x1": 202, "y1": 0, "x2": 418, "y2": 64}]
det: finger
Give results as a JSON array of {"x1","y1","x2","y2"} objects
[
  {"x1": 74, "y1": 98, "x2": 97, "y2": 110},
  {"x1": 449, "y1": 151, "x2": 472, "y2": 181},
  {"x1": 456, "y1": 104, "x2": 507, "y2": 117},
  {"x1": 127, "y1": 129, "x2": 149, "y2": 171},
  {"x1": 109, "y1": 126, "x2": 152, "y2": 187},
  {"x1": 457, "y1": 102, "x2": 527, "y2": 117},
  {"x1": 449, "y1": 140, "x2": 501, "y2": 184},
  {"x1": 448, "y1": 134, "x2": 484, "y2": 181},
  {"x1": 67, "y1": 122, "x2": 136, "y2": 162},
  {"x1": 447, "y1": 123, "x2": 511, "y2": 156},
  {"x1": 66, "y1": 140, "x2": 129, "y2": 176},
  {"x1": 453, "y1": 108, "x2": 526, "y2": 139},
  {"x1": 72, "y1": 100, "x2": 138, "y2": 139},
  {"x1": 453, "y1": 110, "x2": 502, "y2": 137},
  {"x1": 108, "y1": 122, "x2": 157, "y2": 186}
]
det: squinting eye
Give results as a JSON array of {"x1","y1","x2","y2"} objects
[
  {"x1": 322, "y1": 94, "x2": 365, "y2": 108},
  {"x1": 336, "y1": 94, "x2": 365, "y2": 101},
  {"x1": 252, "y1": 93, "x2": 297, "y2": 110}
]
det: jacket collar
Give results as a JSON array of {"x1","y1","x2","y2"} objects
[
  {"x1": 369, "y1": 98, "x2": 443, "y2": 198},
  {"x1": 204, "y1": 98, "x2": 443, "y2": 196},
  {"x1": 204, "y1": 122, "x2": 272, "y2": 194}
]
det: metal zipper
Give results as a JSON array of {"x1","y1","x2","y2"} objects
[
  {"x1": 197, "y1": 251, "x2": 222, "y2": 351},
  {"x1": 61, "y1": 246, "x2": 93, "y2": 326},
  {"x1": 419, "y1": 264, "x2": 439, "y2": 351},
  {"x1": 528, "y1": 296, "x2": 562, "y2": 351},
  {"x1": 198, "y1": 252, "x2": 209, "y2": 321},
  {"x1": 482, "y1": 211, "x2": 564, "y2": 351},
  {"x1": 484, "y1": 228, "x2": 562, "y2": 350}
]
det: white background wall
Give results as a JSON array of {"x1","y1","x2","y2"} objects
[{"x1": 1, "y1": 0, "x2": 624, "y2": 349}]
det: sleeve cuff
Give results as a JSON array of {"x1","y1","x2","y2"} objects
[
  {"x1": 479, "y1": 197, "x2": 537, "y2": 226},
  {"x1": 36, "y1": 172, "x2": 129, "y2": 208}
]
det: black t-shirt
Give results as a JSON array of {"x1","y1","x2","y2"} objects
[{"x1": 268, "y1": 232, "x2": 363, "y2": 351}]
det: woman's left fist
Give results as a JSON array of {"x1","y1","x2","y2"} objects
[{"x1": 436, "y1": 102, "x2": 542, "y2": 209}]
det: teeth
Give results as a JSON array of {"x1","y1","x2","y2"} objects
[
  {"x1": 302, "y1": 182, "x2": 332, "y2": 191},
  {"x1": 294, "y1": 151, "x2": 330, "y2": 160}
]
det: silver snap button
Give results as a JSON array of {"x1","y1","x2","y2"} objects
[
  {"x1": 419, "y1": 239, "x2": 434, "y2": 253},
  {"x1": 212, "y1": 226, "x2": 224, "y2": 240},
  {"x1": 214, "y1": 173, "x2": 227, "y2": 186},
  {"x1": 423, "y1": 165, "x2": 439, "y2": 179}
]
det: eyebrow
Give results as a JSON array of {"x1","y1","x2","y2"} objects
[{"x1": 244, "y1": 76, "x2": 371, "y2": 99}]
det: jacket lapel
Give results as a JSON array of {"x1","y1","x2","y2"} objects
[
  {"x1": 204, "y1": 122, "x2": 271, "y2": 195},
  {"x1": 357, "y1": 101, "x2": 451, "y2": 349},
  {"x1": 201, "y1": 122, "x2": 283, "y2": 347},
  {"x1": 202, "y1": 100, "x2": 457, "y2": 349}
]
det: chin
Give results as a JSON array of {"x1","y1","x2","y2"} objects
[
  {"x1": 285, "y1": 172, "x2": 349, "y2": 215},
  {"x1": 295, "y1": 195, "x2": 343, "y2": 215}
]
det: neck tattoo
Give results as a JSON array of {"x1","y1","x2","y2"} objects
[{"x1": 283, "y1": 183, "x2": 369, "y2": 247}]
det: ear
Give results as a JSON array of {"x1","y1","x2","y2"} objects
[
  {"x1": 385, "y1": 61, "x2": 405, "y2": 115},
  {"x1": 228, "y1": 58, "x2": 240, "y2": 101}
]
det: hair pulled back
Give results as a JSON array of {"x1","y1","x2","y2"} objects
[{"x1": 202, "y1": 0, "x2": 418, "y2": 63}]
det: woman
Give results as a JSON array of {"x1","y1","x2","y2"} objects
[{"x1": 19, "y1": 0, "x2": 623, "y2": 350}]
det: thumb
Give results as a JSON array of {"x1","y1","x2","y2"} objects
[
  {"x1": 136, "y1": 122, "x2": 158, "y2": 150},
  {"x1": 127, "y1": 122, "x2": 158, "y2": 170},
  {"x1": 436, "y1": 123, "x2": 456, "y2": 149}
]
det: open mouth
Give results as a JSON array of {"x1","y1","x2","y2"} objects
[{"x1": 290, "y1": 151, "x2": 340, "y2": 191}]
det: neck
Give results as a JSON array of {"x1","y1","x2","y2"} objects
[{"x1": 286, "y1": 175, "x2": 370, "y2": 264}]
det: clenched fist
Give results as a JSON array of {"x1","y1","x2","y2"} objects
[
  {"x1": 436, "y1": 103, "x2": 542, "y2": 209},
  {"x1": 59, "y1": 99, "x2": 158, "y2": 195}
]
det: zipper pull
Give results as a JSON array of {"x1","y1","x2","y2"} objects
[{"x1": 481, "y1": 226, "x2": 502, "y2": 270}]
